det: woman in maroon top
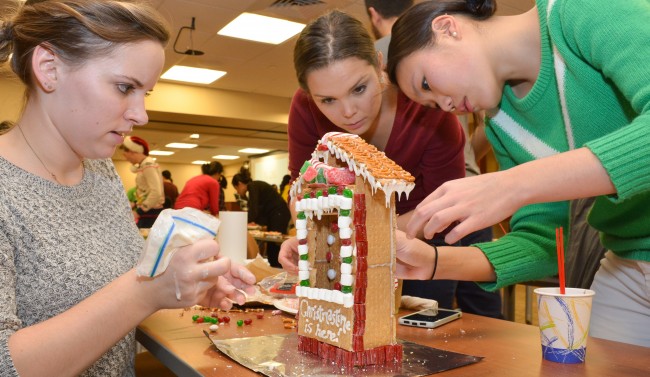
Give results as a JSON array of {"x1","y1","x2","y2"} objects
[
  {"x1": 287, "y1": 12, "x2": 465, "y2": 221},
  {"x1": 280, "y1": 11, "x2": 511, "y2": 317},
  {"x1": 174, "y1": 161, "x2": 223, "y2": 216}
]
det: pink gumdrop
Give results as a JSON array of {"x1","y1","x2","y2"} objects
[{"x1": 326, "y1": 168, "x2": 356, "y2": 185}]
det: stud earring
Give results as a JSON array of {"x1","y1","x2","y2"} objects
[{"x1": 451, "y1": 31, "x2": 458, "y2": 38}]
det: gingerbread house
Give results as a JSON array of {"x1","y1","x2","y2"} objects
[{"x1": 290, "y1": 132, "x2": 415, "y2": 368}]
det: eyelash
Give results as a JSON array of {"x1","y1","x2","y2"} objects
[
  {"x1": 319, "y1": 84, "x2": 367, "y2": 105},
  {"x1": 421, "y1": 77, "x2": 430, "y2": 91},
  {"x1": 117, "y1": 83, "x2": 135, "y2": 95}
]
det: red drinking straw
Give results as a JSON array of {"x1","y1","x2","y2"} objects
[{"x1": 556, "y1": 226, "x2": 566, "y2": 294}]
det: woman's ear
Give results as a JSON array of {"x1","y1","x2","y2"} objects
[
  {"x1": 32, "y1": 44, "x2": 58, "y2": 92},
  {"x1": 431, "y1": 15, "x2": 460, "y2": 41}
]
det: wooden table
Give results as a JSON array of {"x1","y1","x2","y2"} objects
[{"x1": 136, "y1": 307, "x2": 649, "y2": 376}]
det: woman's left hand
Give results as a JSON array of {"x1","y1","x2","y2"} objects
[{"x1": 406, "y1": 171, "x2": 521, "y2": 244}]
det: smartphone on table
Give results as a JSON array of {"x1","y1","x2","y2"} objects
[{"x1": 398, "y1": 308, "x2": 462, "y2": 329}]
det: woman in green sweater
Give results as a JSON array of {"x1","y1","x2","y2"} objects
[{"x1": 385, "y1": 0, "x2": 650, "y2": 347}]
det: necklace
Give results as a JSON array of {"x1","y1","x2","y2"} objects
[{"x1": 16, "y1": 123, "x2": 60, "y2": 184}]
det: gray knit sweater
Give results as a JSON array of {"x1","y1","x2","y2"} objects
[{"x1": 0, "y1": 157, "x2": 143, "y2": 376}]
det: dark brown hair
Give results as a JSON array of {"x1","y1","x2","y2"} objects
[
  {"x1": 364, "y1": 0, "x2": 414, "y2": 19},
  {"x1": 387, "y1": 0, "x2": 496, "y2": 84},
  {"x1": 293, "y1": 10, "x2": 378, "y2": 92},
  {"x1": 202, "y1": 161, "x2": 224, "y2": 176}
]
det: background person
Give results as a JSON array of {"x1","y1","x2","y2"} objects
[
  {"x1": 119, "y1": 135, "x2": 165, "y2": 228},
  {"x1": 364, "y1": 0, "x2": 502, "y2": 318},
  {"x1": 161, "y1": 169, "x2": 179, "y2": 208},
  {"x1": 174, "y1": 161, "x2": 223, "y2": 216},
  {"x1": 386, "y1": 0, "x2": 650, "y2": 346},
  {"x1": 365, "y1": 0, "x2": 413, "y2": 65},
  {"x1": 0, "y1": 1, "x2": 255, "y2": 375},
  {"x1": 232, "y1": 169, "x2": 291, "y2": 268},
  {"x1": 279, "y1": 174, "x2": 291, "y2": 203},
  {"x1": 218, "y1": 174, "x2": 227, "y2": 212}
]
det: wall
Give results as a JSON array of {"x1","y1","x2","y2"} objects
[
  {"x1": 0, "y1": 76, "x2": 24, "y2": 122},
  {"x1": 250, "y1": 153, "x2": 290, "y2": 188}
]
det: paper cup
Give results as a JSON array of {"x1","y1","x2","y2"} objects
[
  {"x1": 534, "y1": 287, "x2": 595, "y2": 364},
  {"x1": 216, "y1": 211, "x2": 248, "y2": 264}
]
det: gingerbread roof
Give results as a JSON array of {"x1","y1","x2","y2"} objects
[{"x1": 291, "y1": 132, "x2": 415, "y2": 206}]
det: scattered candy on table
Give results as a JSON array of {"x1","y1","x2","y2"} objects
[{"x1": 187, "y1": 306, "x2": 296, "y2": 331}]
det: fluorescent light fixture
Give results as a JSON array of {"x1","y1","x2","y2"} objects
[
  {"x1": 218, "y1": 13, "x2": 305, "y2": 44},
  {"x1": 192, "y1": 160, "x2": 210, "y2": 165},
  {"x1": 212, "y1": 155, "x2": 240, "y2": 160},
  {"x1": 166, "y1": 142, "x2": 198, "y2": 149},
  {"x1": 160, "y1": 65, "x2": 226, "y2": 84},
  {"x1": 239, "y1": 148, "x2": 269, "y2": 154},
  {"x1": 149, "y1": 150, "x2": 175, "y2": 156},
  {"x1": 189, "y1": 134, "x2": 200, "y2": 139}
]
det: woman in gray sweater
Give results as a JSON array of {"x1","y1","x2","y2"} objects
[{"x1": 0, "y1": 1, "x2": 255, "y2": 376}]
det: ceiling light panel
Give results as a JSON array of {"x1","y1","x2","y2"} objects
[
  {"x1": 212, "y1": 155, "x2": 240, "y2": 160},
  {"x1": 217, "y1": 13, "x2": 305, "y2": 44},
  {"x1": 166, "y1": 142, "x2": 198, "y2": 149},
  {"x1": 161, "y1": 66, "x2": 226, "y2": 84},
  {"x1": 149, "y1": 150, "x2": 175, "y2": 156},
  {"x1": 239, "y1": 148, "x2": 270, "y2": 154}
]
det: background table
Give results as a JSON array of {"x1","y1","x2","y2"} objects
[{"x1": 137, "y1": 307, "x2": 649, "y2": 376}]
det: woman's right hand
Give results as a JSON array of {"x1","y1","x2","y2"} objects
[
  {"x1": 278, "y1": 237, "x2": 299, "y2": 274},
  {"x1": 394, "y1": 230, "x2": 436, "y2": 280},
  {"x1": 146, "y1": 238, "x2": 235, "y2": 309}
]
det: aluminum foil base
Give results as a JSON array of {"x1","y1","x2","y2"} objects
[{"x1": 207, "y1": 332, "x2": 482, "y2": 376}]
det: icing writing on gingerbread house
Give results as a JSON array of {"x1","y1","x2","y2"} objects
[{"x1": 290, "y1": 132, "x2": 415, "y2": 367}]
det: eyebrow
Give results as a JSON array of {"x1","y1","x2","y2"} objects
[
  {"x1": 119, "y1": 75, "x2": 144, "y2": 88},
  {"x1": 311, "y1": 74, "x2": 369, "y2": 99}
]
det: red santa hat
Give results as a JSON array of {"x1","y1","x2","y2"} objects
[{"x1": 122, "y1": 136, "x2": 149, "y2": 155}]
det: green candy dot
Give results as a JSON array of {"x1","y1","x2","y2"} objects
[
  {"x1": 192, "y1": 315, "x2": 199, "y2": 321},
  {"x1": 343, "y1": 188, "x2": 353, "y2": 198},
  {"x1": 300, "y1": 279, "x2": 310, "y2": 287},
  {"x1": 237, "y1": 320, "x2": 244, "y2": 327},
  {"x1": 342, "y1": 256, "x2": 353, "y2": 264},
  {"x1": 339, "y1": 209, "x2": 350, "y2": 216},
  {"x1": 328, "y1": 186, "x2": 337, "y2": 194},
  {"x1": 315, "y1": 190, "x2": 323, "y2": 198},
  {"x1": 297, "y1": 212, "x2": 306, "y2": 220},
  {"x1": 341, "y1": 285, "x2": 353, "y2": 293},
  {"x1": 299, "y1": 254, "x2": 309, "y2": 260}
]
